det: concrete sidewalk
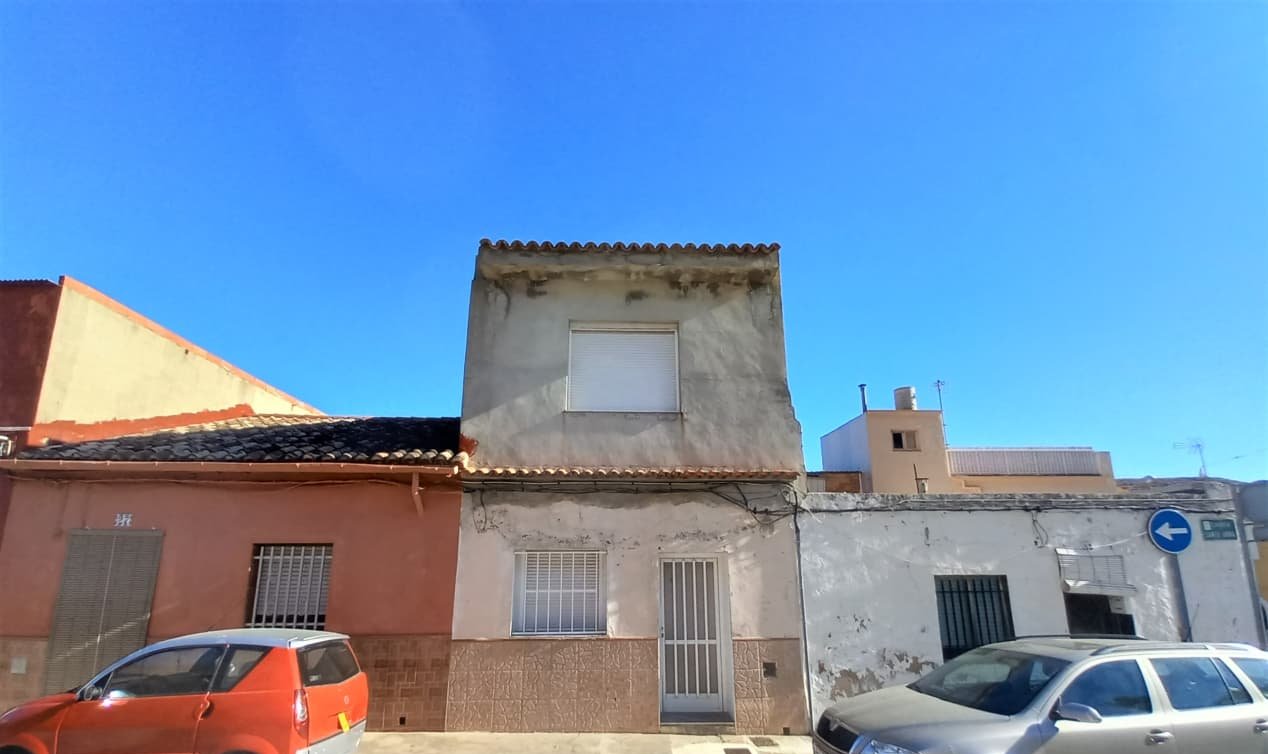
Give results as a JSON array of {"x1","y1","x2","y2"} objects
[{"x1": 359, "y1": 732, "x2": 812, "y2": 754}]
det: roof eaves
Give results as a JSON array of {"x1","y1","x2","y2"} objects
[{"x1": 479, "y1": 239, "x2": 779, "y2": 255}]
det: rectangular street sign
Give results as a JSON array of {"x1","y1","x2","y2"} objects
[{"x1": 1201, "y1": 518, "x2": 1238, "y2": 541}]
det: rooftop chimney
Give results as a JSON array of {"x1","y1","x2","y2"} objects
[
  {"x1": 894, "y1": 386, "x2": 917, "y2": 410},
  {"x1": 858, "y1": 384, "x2": 869, "y2": 413}
]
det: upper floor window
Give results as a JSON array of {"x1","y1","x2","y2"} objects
[
  {"x1": 892, "y1": 430, "x2": 918, "y2": 450},
  {"x1": 567, "y1": 324, "x2": 679, "y2": 412}
]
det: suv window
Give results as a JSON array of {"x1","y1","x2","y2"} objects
[
  {"x1": 298, "y1": 641, "x2": 360, "y2": 687},
  {"x1": 104, "y1": 646, "x2": 224, "y2": 698},
  {"x1": 1061, "y1": 660, "x2": 1152, "y2": 717},
  {"x1": 1152, "y1": 657, "x2": 1250, "y2": 710},
  {"x1": 1232, "y1": 657, "x2": 1268, "y2": 696},
  {"x1": 212, "y1": 646, "x2": 270, "y2": 692}
]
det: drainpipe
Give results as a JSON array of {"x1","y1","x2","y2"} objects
[{"x1": 792, "y1": 492, "x2": 816, "y2": 732}]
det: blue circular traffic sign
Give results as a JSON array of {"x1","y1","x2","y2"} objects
[{"x1": 1148, "y1": 508, "x2": 1193, "y2": 555}]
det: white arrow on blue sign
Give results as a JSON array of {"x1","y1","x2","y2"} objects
[{"x1": 1148, "y1": 508, "x2": 1194, "y2": 555}]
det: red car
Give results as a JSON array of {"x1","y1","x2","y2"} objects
[{"x1": 0, "y1": 628, "x2": 368, "y2": 754}]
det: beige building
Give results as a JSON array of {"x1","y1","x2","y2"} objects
[
  {"x1": 452, "y1": 240, "x2": 808, "y2": 735},
  {"x1": 821, "y1": 386, "x2": 1117, "y2": 494}
]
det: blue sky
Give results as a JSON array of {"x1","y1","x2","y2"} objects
[{"x1": 2, "y1": 1, "x2": 1264, "y2": 480}]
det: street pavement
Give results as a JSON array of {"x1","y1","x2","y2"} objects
[{"x1": 360, "y1": 732, "x2": 812, "y2": 754}]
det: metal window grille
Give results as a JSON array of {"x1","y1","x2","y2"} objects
[
  {"x1": 935, "y1": 575, "x2": 1016, "y2": 660},
  {"x1": 1057, "y1": 549, "x2": 1135, "y2": 593},
  {"x1": 247, "y1": 544, "x2": 332, "y2": 630},
  {"x1": 512, "y1": 551, "x2": 605, "y2": 635}
]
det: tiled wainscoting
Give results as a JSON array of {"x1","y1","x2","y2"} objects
[
  {"x1": 733, "y1": 638, "x2": 809, "y2": 734},
  {"x1": 350, "y1": 634, "x2": 451, "y2": 731},
  {"x1": 447, "y1": 637, "x2": 809, "y2": 734},
  {"x1": 0, "y1": 637, "x2": 48, "y2": 713},
  {"x1": 446, "y1": 638, "x2": 661, "y2": 732}
]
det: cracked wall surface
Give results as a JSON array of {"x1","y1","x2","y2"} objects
[{"x1": 800, "y1": 493, "x2": 1257, "y2": 719}]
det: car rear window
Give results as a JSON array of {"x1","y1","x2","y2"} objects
[
  {"x1": 298, "y1": 641, "x2": 360, "y2": 687},
  {"x1": 909, "y1": 647, "x2": 1069, "y2": 716},
  {"x1": 1233, "y1": 657, "x2": 1268, "y2": 696},
  {"x1": 213, "y1": 646, "x2": 270, "y2": 692},
  {"x1": 1152, "y1": 657, "x2": 1250, "y2": 710}
]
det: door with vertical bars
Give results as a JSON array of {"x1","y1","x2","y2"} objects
[{"x1": 659, "y1": 557, "x2": 730, "y2": 717}]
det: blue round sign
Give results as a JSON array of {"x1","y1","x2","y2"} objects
[{"x1": 1148, "y1": 508, "x2": 1193, "y2": 555}]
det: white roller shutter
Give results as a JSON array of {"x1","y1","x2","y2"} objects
[{"x1": 567, "y1": 328, "x2": 678, "y2": 412}]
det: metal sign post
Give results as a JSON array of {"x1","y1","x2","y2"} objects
[{"x1": 1149, "y1": 508, "x2": 1194, "y2": 642}]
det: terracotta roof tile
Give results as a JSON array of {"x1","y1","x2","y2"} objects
[
  {"x1": 469, "y1": 466, "x2": 799, "y2": 481},
  {"x1": 479, "y1": 239, "x2": 779, "y2": 255},
  {"x1": 20, "y1": 415, "x2": 465, "y2": 467}
]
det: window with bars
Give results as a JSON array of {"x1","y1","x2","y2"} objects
[
  {"x1": 567, "y1": 325, "x2": 679, "y2": 412},
  {"x1": 935, "y1": 575, "x2": 1016, "y2": 660},
  {"x1": 512, "y1": 551, "x2": 606, "y2": 636},
  {"x1": 247, "y1": 544, "x2": 332, "y2": 630}
]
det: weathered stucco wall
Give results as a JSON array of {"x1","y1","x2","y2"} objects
[
  {"x1": 799, "y1": 492, "x2": 1258, "y2": 719},
  {"x1": 452, "y1": 489, "x2": 803, "y2": 640},
  {"x1": 956, "y1": 470, "x2": 1119, "y2": 494},
  {"x1": 0, "y1": 280, "x2": 61, "y2": 431},
  {"x1": 35, "y1": 278, "x2": 317, "y2": 431},
  {"x1": 460, "y1": 250, "x2": 802, "y2": 470},
  {"x1": 864, "y1": 410, "x2": 956, "y2": 493}
]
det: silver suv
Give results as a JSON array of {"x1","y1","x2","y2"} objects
[{"x1": 814, "y1": 637, "x2": 1268, "y2": 754}]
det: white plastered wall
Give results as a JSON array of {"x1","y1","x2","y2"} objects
[{"x1": 800, "y1": 493, "x2": 1259, "y2": 719}]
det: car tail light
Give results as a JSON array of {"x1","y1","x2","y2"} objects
[{"x1": 293, "y1": 689, "x2": 309, "y2": 738}]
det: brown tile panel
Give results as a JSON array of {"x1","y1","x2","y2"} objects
[
  {"x1": 732, "y1": 638, "x2": 809, "y2": 734},
  {"x1": 447, "y1": 639, "x2": 660, "y2": 733},
  {"x1": 0, "y1": 637, "x2": 48, "y2": 713},
  {"x1": 350, "y1": 635, "x2": 451, "y2": 732}
]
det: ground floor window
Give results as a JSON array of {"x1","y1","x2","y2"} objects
[
  {"x1": 247, "y1": 544, "x2": 332, "y2": 629},
  {"x1": 935, "y1": 575, "x2": 1016, "y2": 660},
  {"x1": 1064, "y1": 593, "x2": 1137, "y2": 636},
  {"x1": 512, "y1": 551, "x2": 606, "y2": 636}
]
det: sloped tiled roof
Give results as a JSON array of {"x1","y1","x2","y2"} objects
[
  {"x1": 479, "y1": 239, "x2": 778, "y2": 255},
  {"x1": 20, "y1": 415, "x2": 466, "y2": 466},
  {"x1": 469, "y1": 465, "x2": 799, "y2": 481}
]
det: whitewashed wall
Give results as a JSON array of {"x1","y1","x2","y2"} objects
[
  {"x1": 799, "y1": 493, "x2": 1259, "y2": 719},
  {"x1": 453, "y1": 489, "x2": 804, "y2": 640}
]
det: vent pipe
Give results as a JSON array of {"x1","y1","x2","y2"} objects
[{"x1": 858, "y1": 384, "x2": 869, "y2": 413}]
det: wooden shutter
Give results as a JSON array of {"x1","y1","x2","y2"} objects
[
  {"x1": 44, "y1": 530, "x2": 163, "y2": 692},
  {"x1": 567, "y1": 328, "x2": 678, "y2": 412}
]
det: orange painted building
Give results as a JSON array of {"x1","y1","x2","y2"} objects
[{"x1": 0, "y1": 416, "x2": 468, "y2": 732}]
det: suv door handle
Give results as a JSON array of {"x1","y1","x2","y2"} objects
[
  {"x1": 1254, "y1": 719, "x2": 1268, "y2": 734},
  {"x1": 1146, "y1": 729, "x2": 1174, "y2": 745}
]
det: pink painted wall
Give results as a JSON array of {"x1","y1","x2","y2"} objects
[{"x1": 0, "y1": 478, "x2": 460, "y2": 639}]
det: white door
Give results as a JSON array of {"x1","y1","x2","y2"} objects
[{"x1": 659, "y1": 557, "x2": 731, "y2": 718}]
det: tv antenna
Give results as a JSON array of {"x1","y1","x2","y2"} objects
[
  {"x1": 1172, "y1": 438, "x2": 1208, "y2": 478},
  {"x1": 934, "y1": 379, "x2": 947, "y2": 442}
]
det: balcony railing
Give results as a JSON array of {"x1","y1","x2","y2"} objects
[{"x1": 948, "y1": 447, "x2": 1103, "y2": 476}]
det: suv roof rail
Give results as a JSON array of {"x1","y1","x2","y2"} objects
[
  {"x1": 1089, "y1": 641, "x2": 1265, "y2": 656},
  {"x1": 1012, "y1": 634, "x2": 1147, "y2": 642}
]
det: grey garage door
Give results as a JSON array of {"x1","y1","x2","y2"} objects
[{"x1": 44, "y1": 529, "x2": 163, "y2": 693}]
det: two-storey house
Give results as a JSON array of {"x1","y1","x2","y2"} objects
[{"x1": 449, "y1": 240, "x2": 808, "y2": 735}]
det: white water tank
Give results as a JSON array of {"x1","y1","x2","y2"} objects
[{"x1": 894, "y1": 386, "x2": 917, "y2": 410}]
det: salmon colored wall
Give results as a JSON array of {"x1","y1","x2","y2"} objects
[
  {"x1": 0, "y1": 478, "x2": 460, "y2": 639},
  {"x1": 0, "y1": 281, "x2": 61, "y2": 429}
]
